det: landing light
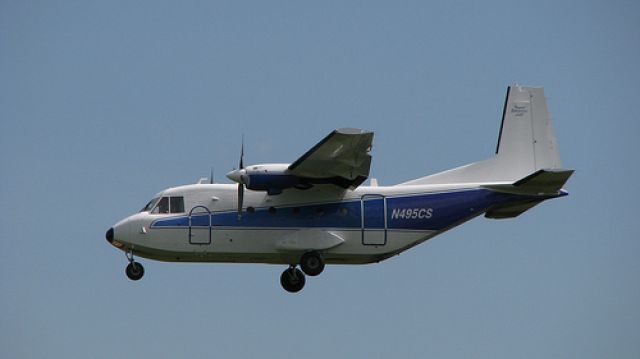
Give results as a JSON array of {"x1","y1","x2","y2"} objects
[{"x1": 112, "y1": 240, "x2": 124, "y2": 249}]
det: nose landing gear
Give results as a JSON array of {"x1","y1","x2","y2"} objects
[{"x1": 125, "y1": 250, "x2": 145, "y2": 281}]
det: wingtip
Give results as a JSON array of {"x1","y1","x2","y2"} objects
[{"x1": 335, "y1": 128, "x2": 372, "y2": 135}]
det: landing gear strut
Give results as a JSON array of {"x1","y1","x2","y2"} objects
[
  {"x1": 125, "y1": 250, "x2": 144, "y2": 281},
  {"x1": 280, "y1": 266, "x2": 306, "y2": 293}
]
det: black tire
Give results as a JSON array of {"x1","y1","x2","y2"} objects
[
  {"x1": 280, "y1": 268, "x2": 305, "y2": 293},
  {"x1": 300, "y1": 251, "x2": 325, "y2": 276},
  {"x1": 125, "y1": 262, "x2": 145, "y2": 281}
]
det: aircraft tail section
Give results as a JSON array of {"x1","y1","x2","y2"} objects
[{"x1": 400, "y1": 85, "x2": 569, "y2": 186}]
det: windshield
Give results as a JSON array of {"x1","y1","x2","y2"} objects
[{"x1": 140, "y1": 197, "x2": 159, "y2": 212}]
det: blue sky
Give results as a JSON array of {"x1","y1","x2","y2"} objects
[{"x1": 1, "y1": 1, "x2": 639, "y2": 358}]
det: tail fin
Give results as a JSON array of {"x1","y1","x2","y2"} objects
[
  {"x1": 400, "y1": 85, "x2": 566, "y2": 185},
  {"x1": 494, "y1": 85, "x2": 561, "y2": 175}
]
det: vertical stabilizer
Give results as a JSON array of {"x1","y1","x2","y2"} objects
[
  {"x1": 495, "y1": 86, "x2": 561, "y2": 174},
  {"x1": 400, "y1": 85, "x2": 564, "y2": 186}
]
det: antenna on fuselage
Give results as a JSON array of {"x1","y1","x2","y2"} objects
[{"x1": 210, "y1": 167, "x2": 215, "y2": 184}]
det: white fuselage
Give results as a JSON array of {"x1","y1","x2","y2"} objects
[{"x1": 109, "y1": 182, "x2": 509, "y2": 266}]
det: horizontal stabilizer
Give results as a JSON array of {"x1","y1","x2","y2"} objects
[
  {"x1": 485, "y1": 200, "x2": 543, "y2": 219},
  {"x1": 484, "y1": 169, "x2": 574, "y2": 196}
]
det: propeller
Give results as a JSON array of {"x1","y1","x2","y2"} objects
[
  {"x1": 237, "y1": 138, "x2": 244, "y2": 217},
  {"x1": 225, "y1": 136, "x2": 247, "y2": 217}
]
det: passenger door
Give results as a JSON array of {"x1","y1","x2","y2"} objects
[
  {"x1": 361, "y1": 194, "x2": 387, "y2": 246},
  {"x1": 188, "y1": 206, "x2": 212, "y2": 245}
]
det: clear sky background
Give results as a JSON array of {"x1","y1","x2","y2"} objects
[{"x1": 1, "y1": 1, "x2": 639, "y2": 358}]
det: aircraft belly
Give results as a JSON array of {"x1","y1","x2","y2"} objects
[{"x1": 130, "y1": 227, "x2": 435, "y2": 265}]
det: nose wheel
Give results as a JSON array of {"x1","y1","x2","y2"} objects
[{"x1": 125, "y1": 250, "x2": 145, "y2": 281}]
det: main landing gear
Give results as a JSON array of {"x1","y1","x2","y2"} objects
[
  {"x1": 280, "y1": 266, "x2": 305, "y2": 293},
  {"x1": 280, "y1": 251, "x2": 325, "y2": 293},
  {"x1": 125, "y1": 250, "x2": 144, "y2": 281}
]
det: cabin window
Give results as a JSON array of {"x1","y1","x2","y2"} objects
[{"x1": 170, "y1": 197, "x2": 185, "y2": 213}]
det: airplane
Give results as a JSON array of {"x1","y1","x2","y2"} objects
[{"x1": 106, "y1": 85, "x2": 573, "y2": 293}]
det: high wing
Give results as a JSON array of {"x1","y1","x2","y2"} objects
[{"x1": 288, "y1": 128, "x2": 374, "y2": 189}]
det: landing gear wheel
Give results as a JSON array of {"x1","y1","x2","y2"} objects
[
  {"x1": 300, "y1": 251, "x2": 325, "y2": 276},
  {"x1": 280, "y1": 267, "x2": 306, "y2": 293},
  {"x1": 125, "y1": 262, "x2": 145, "y2": 281}
]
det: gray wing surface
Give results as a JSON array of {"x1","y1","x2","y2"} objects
[{"x1": 288, "y1": 128, "x2": 374, "y2": 189}]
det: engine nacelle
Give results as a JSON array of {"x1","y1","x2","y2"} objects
[{"x1": 226, "y1": 163, "x2": 309, "y2": 195}]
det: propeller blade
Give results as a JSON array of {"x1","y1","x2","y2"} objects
[
  {"x1": 237, "y1": 136, "x2": 245, "y2": 216},
  {"x1": 237, "y1": 182, "x2": 244, "y2": 217},
  {"x1": 239, "y1": 135, "x2": 244, "y2": 170}
]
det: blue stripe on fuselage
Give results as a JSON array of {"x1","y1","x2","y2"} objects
[{"x1": 150, "y1": 189, "x2": 534, "y2": 231}]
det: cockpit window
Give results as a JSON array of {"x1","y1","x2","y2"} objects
[
  {"x1": 170, "y1": 197, "x2": 184, "y2": 213},
  {"x1": 150, "y1": 196, "x2": 185, "y2": 214},
  {"x1": 141, "y1": 197, "x2": 159, "y2": 212},
  {"x1": 152, "y1": 197, "x2": 170, "y2": 214}
]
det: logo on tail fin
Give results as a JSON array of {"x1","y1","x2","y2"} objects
[{"x1": 511, "y1": 104, "x2": 528, "y2": 117}]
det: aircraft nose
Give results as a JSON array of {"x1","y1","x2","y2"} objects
[
  {"x1": 106, "y1": 227, "x2": 114, "y2": 243},
  {"x1": 107, "y1": 220, "x2": 130, "y2": 249}
]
